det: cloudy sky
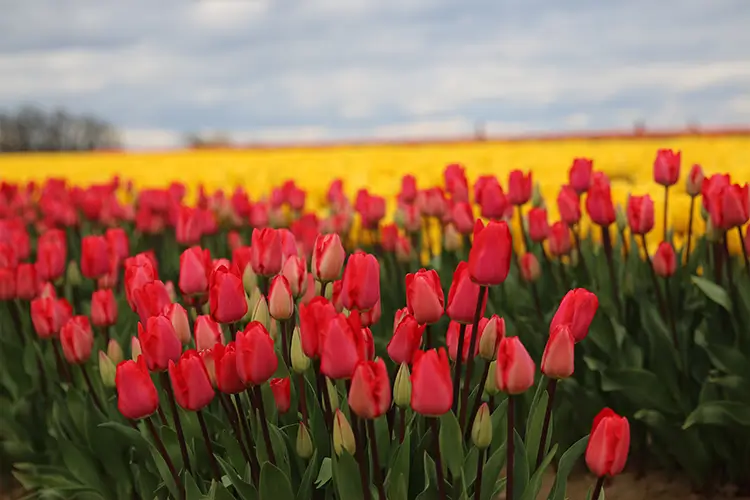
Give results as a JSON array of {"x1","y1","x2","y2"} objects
[{"x1": 1, "y1": 0, "x2": 749, "y2": 149}]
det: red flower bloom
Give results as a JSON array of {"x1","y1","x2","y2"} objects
[
  {"x1": 507, "y1": 170, "x2": 532, "y2": 206},
  {"x1": 405, "y1": 269, "x2": 444, "y2": 324},
  {"x1": 0, "y1": 267, "x2": 15, "y2": 301},
  {"x1": 519, "y1": 253, "x2": 541, "y2": 282},
  {"x1": 548, "y1": 222, "x2": 572, "y2": 257},
  {"x1": 541, "y1": 324, "x2": 575, "y2": 379},
  {"x1": 320, "y1": 313, "x2": 365, "y2": 380},
  {"x1": 116, "y1": 357, "x2": 160, "y2": 420},
  {"x1": 209, "y1": 265, "x2": 247, "y2": 324},
  {"x1": 31, "y1": 297, "x2": 72, "y2": 339},
  {"x1": 398, "y1": 175, "x2": 418, "y2": 205},
  {"x1": 91, "y1": 288, "x2": 118, "y2": 327},
  {"x1": 527, "y1": 207, "x2": 549, "y2": 243},
  {"x1": 299, "y1": 296, "x2": 337, "y2": 359},
  {"x1": 60, "y1": 316, "x2": 94, "y2": 364},
  {"x1": 195, "y1": 315, "x2": 224, "y2": 351},
  {"x1": 212, "y1": 342, "x2": 245, "y2": 394},
  {"x1": 653, "y1": 149, "x2": 681, "y2": 187},
  {"x1": 557, "y1": 186, "x2": 581, "y2": 226},
  {"x1": 451, "y1": 202, "x2": 475, "y2": 234},
  {"x1": 81, "y1": 235, "x2": 110, "y2": 279},
  {"x1": 446, "y1": 319, "x2": 488, "y2": 362},
  {"x1": 585, "y1": 408, "x2": 630, "y2": 477},
  {"x1": 341, "y1": 251, "x2": 380, "y2": 311},
  {"x1": 685, "y1": 164, "x2": 704, "y2": 197},
  {"x1": 349, "y1": 359, "x2": 391, "y2": 419},
  {"x1": 446, "y1": 261, "x2": 487, "y2": 323},
  {"x1": 586, "y1": 172, "x2": 616, "y2": 226},
  {"x1": 410, "y1": 348, "x2": 452, "y2": 416},
  {"x1": 626, "y1": 194, "x2": 655, "y2": 235},
  {"x1": 251, "y1": 228, "x2": 282, "y2": 277},
  {"x1": 36, "y1": 229, "x2": 67, "y2": 281},
  {"x1": 549, "y1": 288, "x2": 599, "y2": 342},
  {"x1": 387, "y1": 309, "x2": 425, "y2": 364},
  {"x1": 653, "y1": 242, "x2": 677, "y2": 278},
  {"x1": 236, "y1": 322, "x2": 278, "y2": 386},
  {"x1": 477, "y1": 178, "x2": 509, "y2": 220},
  {"x1": 270, "y1": 377, "x2": 292, "y2": 413},
  {"x1": 179, "y1": 246, "x2": 211, "y2": 296},
  {"x1": 132, "y1": 280, "x2": 172, "y2": 325},
  {"x1": 569, "y1": 158, "x2": 593, "y2": 194},
  {"x1": 708, "y1": 183, "x2": 749, "y2": 230},
  {"x1": 495, "y1": 336, "x2": 535, "y2": 394},
  {"x1": 468, "y1": 220, "x2": 513, "y2": 286},
  {"x1": 138, "y1": 315, "x2": 182, "y2": 372},
  {"x1": 312, "y1": 233, "x2": 346, "y2": 283},
  {"x1": 105, "y1": 227, "x2": 130, "y2": 262},
  {"x1": 168, "y1": 350, "x2": 215, "y2": 411}
]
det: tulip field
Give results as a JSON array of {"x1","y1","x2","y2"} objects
[{"x1": 1, "y1": 139, "x2": 750, "y2": 500}]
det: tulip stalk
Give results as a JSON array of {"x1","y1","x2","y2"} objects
[
  {"x1": 535, "y1": 378, "x2": 557, "y2": 468},
  {"x1": 218, "y1": 394, "x2": 252, "y2": 466},
  {"x1": 600, "y1": 226, "x2": 622, "y2": 319},
  {"x1": 79, "y1": 364, "x2": 104, "y2": 414},
  {"x1": 52, "y1": 340, "x2": 72, "y2": 383},
  {"x1": 451, "y1": 323, "x2": 468, "y2": 413},
  {"x1": 572, "y1": 224, "x2": 589, "y2": 279},
  {"x1": 591, "y1": 476, "x2": 606, "y2": 500},
  {"x1": 196, "y1": 410, "x2": 222, "y2": 482},
  {"x1": 639, "y1": 235, "x2": 674, "y2": 341},
  {"x1": 738, "y1": 226, "x2": 750, "y2": 277},
  {"x1": 428, "y1": 418, "x2": 447, "y2": 500},
  {"x1": 233, "y1": 393, "x2": 261, "y2": 484},
  {"x1": 366, "y1": 419, "x2": 387, "y2": 500},
  {"x1": 685, "y1": 196, "x2": 696, "y2": 266},
  {"x1": 251, "y1": 385, "x2": 276, "y2": 465},
  {"x1": 458, "y1": 285, "x2": 487, "y2": 431},
  {"x1": 474, "y1": 448, "x2": 485, "y2": 500},
  {"x1": 663, "y1": 185, "x2": 669, "y2": 242},
  {"x1": 160, "y1": 372, "x2": 192, "y2": 473},
  {"x1": 145, "y1": 416, "x2": 185, "y2": 500},
  {"x1": 465, "y1": 362, "x2": 491, "y2": 441},
  {"x1": 506, "y1": 395, "x2": 515, "y2": 500}
]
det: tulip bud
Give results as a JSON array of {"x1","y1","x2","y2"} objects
[
  {"x1": 444, "y1": 224, "x2": 462, "y2": 252},
  {"x1": 333, "y1": 409, "x2": 356, "y2": 456},
  {"x1": 541, "y1": 324, "x2": 575, "y2": 379},
  {"x1": 484, "y1": 361, "x2": 499, "y2": 396},
  {"x1": 393, "y1": 363, "x2": 412, "y2": 408},
  {"x1": 130, "y1": 337, "x2": 142, "y2": 360},
  {"x1": 686, "y1": 164, "x2": 704, "y2": 197},
  {"x1": 165, "y1": 281, "x2": 178, "y2": 303},
  {"x1": 269, "y1": 319, "x2": 279, "y2": 342},
  {"x1": 312, "y1": 234, "x2": 346, "y2": 283},
  {"x1": 268, "y1": 275, "x2": 294, "y2": 320},
  {"x1": 247, "y1": 287, "x2": 262, "y2": 315},
  {"x1": 615, "y1": 203, "x2": 627, "y2": 233},
  {"x1": 98, "y1": 350, "x2": 116, "y2": 388},
  {"x1": 165, "y1": 303, "x2": 191, "y2": 345},
  {"x1": 66, "y1": 261, "x2": 82, "y2": 287},
  {"x1": 327, "y1": 378, "x2": 339, "y2": 411},
  {"x1": 242, "y1": 265, "x2": 258, "y2": 295},
  {"x1": 471, "y1": 403, "x2": 492, "y2": 449},
  {"x1": 519, "y1": 253, "x2": 541, "y2": 283},
  {"x1": 291, "y1": 326, "x2": 310, "y2": 373},
  {"x1": 700, "y1": 203, "x2": 709, "y2": 222},
  {"x1": 531, "y1": 182, "x2": 544, "y2": 209},
  {"x1": 107, "y1": 339, "x2": 124, "y2": 364},
  {"x1": 653, "y1": 242, "x2": 677, "y2": 278},
  {"x1": 705, "y1": 218, "x2": 721, "y2": 242},
  {"x1": 251, "y1": 294, "x2": 271, "y2": 331},
  {"x1": 296, "y1": 422, "x2": 314, "y2": 459},
  {"x1": 478, "y1": 315, "x2": 505, "y2": 361},
  {"x1": 495, "y1": 336, "x2": 535, "y2": 395}
]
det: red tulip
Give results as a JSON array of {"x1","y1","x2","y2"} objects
[
  {"x1": 91, "y1": 288, "x2": 117, "y2": 327},
  {"x1": 179, "y1": 246, "x2": 211, "y2": 296},
  {"x1": 405, "y1": 269, "x2": 444, "y2": 324},
  {"x1": 15, "y1": 263, "x2": 39, "y2": 300},
  {"x1": 468, "y1": 219, "x2": 512, "y2": 286},
  {"x1": 341, "y1": 251, "x2": 380, "y2": 311},
  {"x1": 299, "y1": 296, "x2": 337, "y2": 359},
  {"x1": 270, "y1": 377, "x2": 292, "y2": 413},
  {"x1": 31, "y1": 297, "x2": 72, "y2": 339},
  {"x1": 495, "y1": 336, "x2": 535, "y2": 394},
  {"x1": 626, "y1": 195, "x2": 655, "y2": 235},
  {"x1": 168, "y1": 350, "x2": 215, "y2": 411},
  {"x1": 348, "y1": 359, "x2": 391, "y2": 419},
  {"x1": 165, "y1": 303, "x2": 191, "y2": 345},
  {"x1": 444, "y1": 164, "x2": 469, "y2": 202},
  {"x1": 360, "y1": 299, "x2": 381, "y2": 327},
  {"x1": 541, "y1": 324, "x2": 575, "y2": 379},
  {"x1": 446, "y1": 261, "x2": 487, "y2": 323},
  {"x1": 708, "y1": 183, "x2": 749, "y2": 230},
  {"x1": 380, "y1": 224, "x2": 399, "y2": 252},
  {"x1": 417, "y1": 188, "x2": 446, "y2": 218},
  {"x1": 138, "y1": 315, "x2": 182, "y2": 372},
  {"x1": 250, "y1": 228, "x2": 282, "y2": 277},
  {"x1": 176, "y1": 206, "x2": 204, "y2": 245},
  {"x1": 519, "y1": 253, "x2": 541, "y2": 282},
  {"x1": 36, "y1": 229, "x2": 66, "y2": 281},
  {"x1": 268, "y1": 275, "x2": 294, "y2": 320},
  {"x1": 585, "y1": 408, "x2": 630, "y2": 477},
  {"x1": 312, "y1": 233, "x2": 346, "y2": 283},
  {"x1": 745, "y1": 227, "x2": 750, "y2": 257},
  {"x1": 357, "y1": 190, "x2": 387, "y2": 228},
  {"x1": 477, "y1": 178, "x2": 509, "y2": 220},
  {"x1": 569, "y1": 158, "x2": 593, "y2": 194},
  {"x1": 701, "y1": 174, "x2": 731, "y2": 212},
  {"x1": 653, "y1": 242, "x2": 677, "y2": 278},
  {"x1": 395, "y1": 236, "x2": 413, "y2": 263},
  {"x1": 132, "y1": 280, "x2": 172, "y2": 325},
  {"x1": 550, "y1": 288, "x2": 599, "y2": 342},
  {"x1": 446, "y1": 319, "x2": 487, "y2": 362},
  {"x1": 209, "y1": 265, "x2": 247, "y2": 324},
  {"x1": 0, "y1": 243, "x2": 17, "y2": 269},
  {"x1": 105, "y1": 227, "x2": 130, "y2": 262},
  {"x1": 410, "y1": 348, "x2": 452, "y2": 416},
  {"x1": 278, "y1": 229, "x2": 299, "y2": 261},
  {"x1": 195, "y1": 315, "x2": 224, "y2": 351},
  {"x1": 236, "y1": 322, "x2": 278, "y2": 385},
  {"x1": 653, "y1": 149, "x2": 681, "y2": 187},
  {"x1": 0, "y1": 267, "x2": 15, "y2": 301},
  {"x1": 115, "y1": 356, "x2": 160, "y2": 420},
  {"x1": 81, "y1": 235, "x2": 110, "y2": 279},
  {"x1": 124, "y1": 259, "x2": 157, "y2": 310},
  {"x1": 548, "y1": 222, "x2": 572, "y2": 257},
  {"x1": 387, "y1": 310, "x2": 425, "y2": 364},
  {"x1": 527, "y1": 207, "x2": 549, "y2": 243},
  {"x1": 282, "y1": 255, "x2": 307, "y2": 298},
  {"x1": 557, "y1": 186, "x2": 581, "y2": 226},
  {"x1": 213, "y1": 342, "x2": 245, "y2": 394},
  {"x1": 60, "y1": 316, "x2": 94, "y2": 364},
  {"x1": 320, "y1": 313, "x2": 365, "y2": 380},
  {"x1": 686, "y1": 164, "x2": 704, "y2": 197},
  {"x1": 399, "y1": 175, "x2": 418, "y2": 205},
  {"x1": 586, "y1": 172, "x2": 616, "y2": 226},
  {"x1": 507, "y1": 170, "x2": 532, "y2": 206}
]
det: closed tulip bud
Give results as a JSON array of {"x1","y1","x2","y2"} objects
[
  {"x1": 341, "y1": 251, "x2": 380, "y2": 311},
  {"x1": 242, "y1": 264, "x2": 258, "y2": 295},
  {"x1": 168, "y1": 350, "x2": 215, "y2": 411},
  {"x1": 30, "y1": 297, "x2": 72, "y2": 339},
  {"x1": 447, "y1": 261, "x2": 487, "y2": 324},
  {"x1": 115, "y1": 357, "x2": 160, "y2": 420},
  {"x1": 527, "y1": 207, "x2": 549, "y2": 243},
  {"x1": 548, "y1": 221, "x2": 572, "y2": 257},
  {"x1": 586, "y1": 173, "x2": 616, "y2": 226},
  {"x1": 569, "y1": 158, "x2": 593, "y2": 195},
  {"x1": 36, "y1": 229, "x2": 67, "y2": 282},
  {"x1": 91, "y1": 288, "x2": 118, "y2": 328},
  {"x1": 348, "y1": 359, "x2": 391, "y2": 419},
  {"x1": 213, "y1": 342, "x2": 245, "y2": 394},
  {"x1": 200, "y1": 347, "x2": 217, "y2": 387},
  {"x1": 686, "y1": 164, "x2": 704, "y2": 197},
  {"x1": 615, "y1": 204, "x2": 627, "y2": 233},
  {"x1": 291, "y1": 326, "x2": 310, "y2": 373},
  {"x1": 80, "y1": 235, "x2": 110, "y2": 279},
  {"x1": 541, "y1": 324, "x2": 575, "y2": 379},
  {"x1": 472, "y1": 403, "x2": 492, "y2": 449},
  {"x1": 138, "y1": 315, "x2": 182, "y2": 372},
  {"x1": 468, "y1": 220, "x2": 513, "y2": 286},
  {"x1": 508, "y1": 170, "x2": 532, "y2": 206},
  {"x1": 320, "y1": 313, "x2": 366, "y2": 380},
  {"x1": 15, "y1": 263, "x2": 38, "y2": 301},
  {"x1": 0, "y1": 267, "x2": 15, "y2": 301},
  {"x1": 585, "y1": 408, "x2": 630, "y2": 477},
  {"x1": 478, "y1": 315, "x2": 505, "y2": 361},
  {"x1": 296, "y1": 423, "x2": 314, "y2": 459},
  {"x1": 333, "y1": 409, "x2": 356, "y2": 456},
  {"x1": 132, "y1": 280, "x2": 172, "y2": 326},
  {"x1": 410, "y1": 348, "x2": 452, "y2": 416},
  {"x1": 99, "y1": 351, "x2": 116, "y2": 387},
  {"x1": 626, "y1": 195, "x2": 655, "y2": 235},
  {"x1": 653, "y1": 242, "x2": 677, "y2": 278},
  {"x1": 251, "y1": 228, "x2": 282, "y2": 277},
  {"x1": 312, "y1": 233, "x2": 346, "y2": 283},
  {"x1": 60, "y1": 316, "x2": 94, "y2": 364},
  {"x1": 165, "y1": 303, "x2": 191, "y2": 345},
  {"x1": 282, "y1": 255, "x2": 307, "y2": 298},
  {"x1": 484, "y1": 361, "x2": 499, "y2": 396},
  {"x1": 495, "y1": 336, "x2": 535, "y2": 395},
  {"x1": 130, "y1": 337, "x2": 142, "y2": 360},
  {"x1": 107, "y1": 339, "x2": 124, "y2": 364},
  {"x1": 519, "y1": 253, "x2": 541, "y2": 283},
  {"x1": 550, "y1": 288, "x2": 599, "y2": 342},
  {"x1": 653, "y1": 149, "x2": 681, "y2": 187},
  {"x1": 270, "y1": 377, "x2": 292, "y2": 413},
  {"x1": 66, "y1": 260, "x2": 83, "y2": 287},
  {"x1": 179, "y1": 246, "x2": 211, "y2": 296},
  {"x1": 393, "y1": 363, "x2": 412, "y2": 408},
  {"x1": 251, "y1": 294, "x2": 271, "y2": 330},
  {"x1": 299, "y1": 296, "x2": 337, "y2": 359},
  {"x1": 531, "y1": 182, "x2": 544, "y2": 208},
  {"x1": 236, "y1": 322, "x2": 278, "y2": 386},
  {"x1": 557, "y1": 185, "x2": 581, "y2": 226},
  {"x1": 209, "y1": 265, "x2": 247, "y2": 324},
  {"x1": 405, "y1": 269, "x2": 444, "y2": 324},
  {"x1": 268, "y1": 275, "x2": 294, "y2": 320},
  {"x1": 195, "y1": 315, "x2": 224, "y2": 351},
  {"x1": 327, "y1": 377, "x2": 339, "y2": 411},
  {"x1": 387, "y1": 311, "x2": 425, "y2": 365},
  {"x1": 447, "y1": 319, "x2": 486, "y2": 362}
]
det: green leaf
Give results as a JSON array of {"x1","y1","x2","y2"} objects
[
  {"x1": 315, "y1": 457, "x2": 332, "y2": 488},
  {"x1": 520, "y1": 444, "x2": 557, "y2": 500},
  {"x1": 490, "y1": 398, "x2": 508, "y2": 451},
  {"x1": 385, "y1": 429, "x2": 411, "y2": 497},
  {"x1": 683, "y1": 401, "x2": 750, "y2": 429},
  {"x1": 415, "y1": 452, "x2": 439, "y2": 500},
  {"x1": 512, "y1": 430, "x2": 529, "y2": 500},
  {"x1": 524, "y1": 382, "x2": 549, "y2": 471},
  {"x1": 216, "y1": 455, "x2": 257, "y2": 500},
  {"x1": 58, "y1": 437, "x2": 107, "y2": 496},
  {"x1": 185, "y1": 472, "x2": 203, "y2": 500},
  {"x1": 388, "y1": 474, "x2": 408, "y2": 500},
  {"x1": 548, "y1": 435, "x2": 589, "y2": 500},
  {"x1": 97, "y1": 422, "x2": 150, "y2": 454},
  {"x1": 439, "y1": 412, "x2": 464, "y2": 479},
  {"x1": 296, "y1": 451, "x2": 318, "y2": 500},
  {"x1": 480, "y1": 443, "x2": 506, "y2": 500},
  {"x1": 691, "y1": 276, "x2": 732, "y2": 311},
  {"x1": 147, "y1": 437, "x2": 180, "y2": 499},
  {"x1": 333, "y1": 452, "x2": 363, "y2": 500},
  {"x1": 207, "y1": 480, "x2": 235, "y2": 500},
  {"x1": 259, "y1": 462, "x2": 294, "y2": 500},
  {"x1": 600, "y1": 368, "x2": 676, "y2": 414}
]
